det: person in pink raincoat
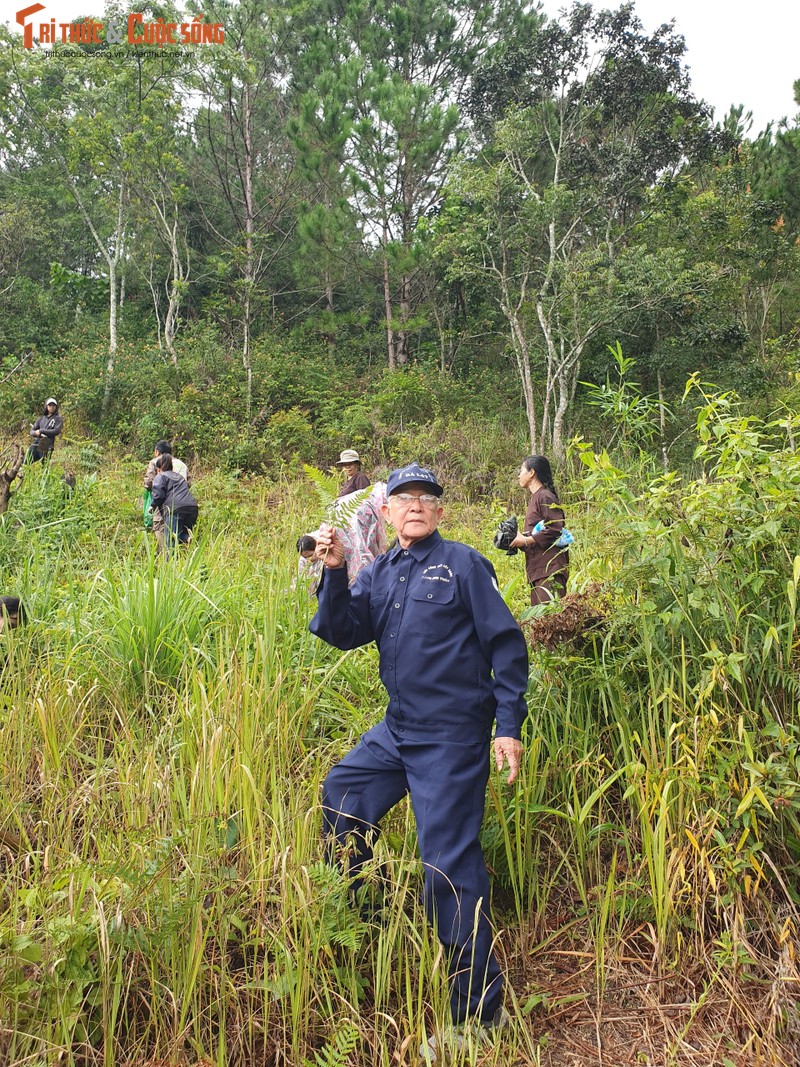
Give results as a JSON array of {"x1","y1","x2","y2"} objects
[{"x1": 297, "y1": 482, "x2": 388, "y2": 589}]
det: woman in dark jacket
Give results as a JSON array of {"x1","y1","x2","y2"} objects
[
  {"x1": 27, "y1": 398, "x2": 63, "y2": 462},
  {"x1": 510, "y1": 455, "x2": 568, "y2": 605},
  {"x1": 151, "y1": 454, "x2": 198, "y2": 553}
]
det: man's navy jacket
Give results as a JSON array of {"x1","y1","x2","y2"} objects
[{"x1": 310, "y1": 530, "x2": 529, "y2": 742}]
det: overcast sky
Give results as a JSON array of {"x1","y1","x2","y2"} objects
[
  {"x1": 539, "y1": 0, "x2": 799, "y2": 134},
  {"x1": 3, "y1": 0, "x2": 798, "y2": 135}
]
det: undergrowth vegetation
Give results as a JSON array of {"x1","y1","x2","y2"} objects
[{"x1": 1, "y1": 389, "x2": 799, "y2": 1066}]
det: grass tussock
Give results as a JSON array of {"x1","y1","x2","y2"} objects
[{"x1": 1, "y1": 397, "x2": 800, "y2": 1066}]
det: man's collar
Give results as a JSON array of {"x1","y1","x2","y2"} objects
[{"x1": 388, "y1": 529, "x2": 442, "y2": 562}]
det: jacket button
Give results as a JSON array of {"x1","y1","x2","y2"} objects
[
  {"x1": 394, "y1": 603, "x2": 400, "y2": 609},
  {"x1": 427, "y1": 593, "x2": 433, "y2": 599}
]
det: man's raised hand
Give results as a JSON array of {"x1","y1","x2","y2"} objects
[{"x1": 314, "y1": 523, "x2": 347, "y2": 569}]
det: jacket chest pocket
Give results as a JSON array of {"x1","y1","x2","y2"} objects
[
  {"x1": 369, "y1": 587, "x2": 391, "y2": 629},
  {"x1": 407, "y1": 581, "x2": 455, "y2": 636}
]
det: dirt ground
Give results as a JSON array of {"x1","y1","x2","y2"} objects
[{"x1": 502, "y1": 920, "x2": 800, "y2": 1067}]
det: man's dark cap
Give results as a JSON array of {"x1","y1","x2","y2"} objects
[{"x1": 386, "y1": 463, "x2": 443, "y2": 498}]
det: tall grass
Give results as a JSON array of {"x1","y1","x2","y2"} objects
[{"x1": 1, "y1": 404, "x2": 799, "y2": 1065}]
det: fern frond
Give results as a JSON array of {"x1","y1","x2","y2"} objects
[
  {"x1": 303, "y1": 464, "x2": 342, "y2": 513},
  {"x1": 304, "y1": 1020, "x2": 360, "y2": 1067},
  {"x1": 303, "y1": 465, "x2": 373, "y2": 527},
  {"x1": 331, "y1": 486, "x2": 372, "y2": 526},
  {"x1": 329, "y1": 926, "x2": 361, "y2": 949}
]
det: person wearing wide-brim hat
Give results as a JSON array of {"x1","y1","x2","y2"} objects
[{"x1": 335, "y1": 448, "x2": 370, "y2": 497}]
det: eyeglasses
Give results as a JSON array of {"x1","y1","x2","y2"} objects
[{"x1": 389, "y1": 493, "x2": 440, "y2": 509}]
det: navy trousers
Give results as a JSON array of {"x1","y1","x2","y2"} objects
[{"x1": 322, "y1": 718, "x2": 502, "y2": 1023}]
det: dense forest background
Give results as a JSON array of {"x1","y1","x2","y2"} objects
[{"x1": 2, "y1": 0, "x2": 800, "y2": 475}]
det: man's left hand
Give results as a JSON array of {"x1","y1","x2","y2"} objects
[{"x1": 494, "y1": 736, "x2": 523, "y2": 784}]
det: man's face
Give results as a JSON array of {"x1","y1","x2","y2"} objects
[
  {"x1": 0, "y1": 611, "x2": 19, "y2": 632},
  {"x1": 341, "y1": 462, "x2": 360, "y2": 478},
  {"x1": 383, "y1": 483, "x2": 443, "y2": 548},
  {"x1": 46, "y1": 403, "x2": 56, "y2": 414}
]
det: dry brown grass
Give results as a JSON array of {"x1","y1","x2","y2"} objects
[{"x1": 500, "y1": 916, "x2": 800, "y2": 1067}]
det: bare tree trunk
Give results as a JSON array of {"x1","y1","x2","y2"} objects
[
  {"x1": 101, "y1": 181, "x2": 127, "y2": 417},
  {"x1": 495, "y1": 259, "x2": 539, "y2": 448},
  {"x1": 396, "y1": 167, "x2": 416, "y2": 366},
  {"x1": 163, "y1": 217, "x2": 187, "y2": 369},
  {"x1": 164, "y1": 280, "x2": 180, "y2": 368},
  {"x1": 118, "y1": 226, "x2": 127, "y2": 320},
  {"x1": 382, "y1": 239, "x2": 396, "y2": 370},
  {"x1": 102, "y1": 257, "x2": 118, "y2": 416},
  {"x1": 658, "y1": 369, "x2": 669, "y2": 469},
  {"x1": 143, "y1": 257, "x2": 164, "y2": 352},
  {"x1": 552, "y1": 367, "x2": 572, "y2": 463},
  {"x1": 15, "y1": 75, "x2": 127, "y2": 418},
  {"x1": 506, "y1": 307, "x2": 538, "y2": 450},
  {"x1": 397, "y1": 272, "x2": 411, "y2": 365},
  {"x1": 535, "y1": 297, "x2": 559, "y2": 451},
  {"x1": 320, "y1": 267, "x2": 335, "y2": 352},
  {"x1": 243, "y1": 291, "x2": 253, "y2": 420},
  {"x1": 243, "y1": 80, "x2": 255, "y2": 420},
  {"x1": 430, "y1": 293, "x2": 448, "y2": 374}
]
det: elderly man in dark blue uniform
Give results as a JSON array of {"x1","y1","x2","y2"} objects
[{"x1": 310, "y1": 462, "x2": 529, "y2": 1060}]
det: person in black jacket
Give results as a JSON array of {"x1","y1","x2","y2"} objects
[
  {"x1": 150, "y1": 454, "x2": 198, "y2": 554},
  {"x1": 27, "y1": 399, "x2": 63, "y2": 463}
]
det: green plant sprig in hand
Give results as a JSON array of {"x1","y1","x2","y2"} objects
[{"x1": 302, "y1": 464, "x2": 372, "y2": 568}]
